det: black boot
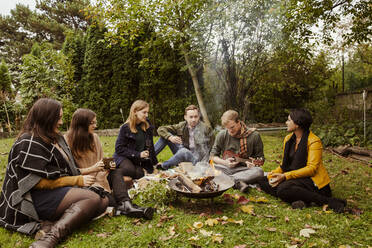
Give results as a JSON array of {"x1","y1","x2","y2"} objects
[
  {"x1": 234, "y1": 181, "x2": 250, "y2": 193},
  {"x1": 116, "y1": 201, "x2": 155, "y2": 220},
  {"x1": 328, "y1": 198, "x2": 346, "y2": 213},
  {"x1": 30, "y1": 203, "x2": 93, "y2": 248}
]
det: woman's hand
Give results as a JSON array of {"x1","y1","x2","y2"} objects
[
  {"x1": 82, "y1": 175, "x2": 95, "y2": 186},
  {"x1": 268, "y1": 173, "x2": 286, "y2": 187},
  {"x1": 140, "y1": 150, "x2": 149, "y2": 158},
  {"x1": 91, "y1": 161, "x2": 105, "y2": 173}
]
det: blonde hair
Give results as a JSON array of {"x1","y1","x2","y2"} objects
[
  {"x1": 126, "y1": 100, "x2": 150, "y2": 133},
  {"x1": 221, "y1": 110, "x2": 239, "y2": 127}
]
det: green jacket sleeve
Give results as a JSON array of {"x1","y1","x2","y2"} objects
[{"x1": 157, "y1": 122, "x2": 185, "y2": 139}]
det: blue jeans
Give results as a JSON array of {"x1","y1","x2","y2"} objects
[
  {"x1": 154, "y1": 137, "x2": 182, "y2": 155},
  {"x1": 162, "y1": 148, "x2": 198, "y2": 169}
]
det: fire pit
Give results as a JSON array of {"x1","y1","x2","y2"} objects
[{"x1": 168, "y1": 162, "x2": 234, "y2": 199}]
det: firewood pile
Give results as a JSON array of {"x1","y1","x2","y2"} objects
[
  {"x1": 330, "y1": 145, "x2": 372, "y2": 164},
  {"x1": 173, "y1": 162, "x2": 221, "y2": 193}
]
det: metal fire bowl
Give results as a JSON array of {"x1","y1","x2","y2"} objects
[{"x1": 168, "y1": 173, "x2": 234, "y2": 199}]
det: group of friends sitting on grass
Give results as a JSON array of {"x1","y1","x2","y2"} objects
[{"x1": 0, "y1": 98, "x2": 346, "y2": 248}]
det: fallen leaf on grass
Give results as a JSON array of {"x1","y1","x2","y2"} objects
[
  {"x1": 347, "y1": 207, "x2": 363, "y2": 216},
  {"x1": 265, "y1": 227, "x2": 277, "y2": 232},
  {"x1": 240, "y1": 205, "x2": 255, "y2": 215},
  {"x1": 199, "y1": 229, "x2": 213, "y2": 237},
  {"x1": 249, "y1": 196, "x2": 269, "y2": 203},
  {"x1": 237, "y1": 196, "x2": 250, "y2": 205},
  {"x1": 96, "y1": 232, "x2": 109, "y2": 238},
  {"x1": 169, "y1": 225, "x2": 176, "y2": 236},
  {"x1": 263, "y1": 215, "x2": 277, "y2": 219},
  {"x1": 299, "y1": 228, "x2": 316, "y2": 238},
  {"x1": 188, "y1": 235, "x2": 199, "y2": 241},
  {"x1": 312, "y1": 224, "x2": 327, "y2": 229},
  {"x1": 290, "y1": 237, "x2": 302, "y2": 244},
  {"x1": 205, "y1": 218, "x2": 218, "y2": 226},
  {"x1": 199, "y1": 212, "x2": 209, "y2": 218},
  {"x1": 212, "y1": 233, "x2": 224, "y2": 243},
  {"x1": 338, "y1": 245, "x2": 351, "y2": 248},
  {"x1": 234, "y1": 245, "x2": 247, "y2": 248},
  {"x1": 286, "y1": 245, "x2": 298, "y2": 248},
  {"x1": 219, "y1": 216, "x2": 229, "y2": 221},
  {"x1": 193, "y1": 221, "x2": 203, "y2": 229},
  {"x1": 159, "y1": 235, "x2": 173, "y2": 241},
  {"x1": 132, "y1": 219, "x2": 141, "y2": 225}
]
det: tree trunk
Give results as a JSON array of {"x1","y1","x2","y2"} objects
[
  {"x1": 3, "y1": 99, "x2": 11, "y2": 133},
  {"x1": 183, "y1": 50, "x2": 212, "y2": 128}
]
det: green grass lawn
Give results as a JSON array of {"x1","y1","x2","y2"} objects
[{"x1": 0, "y1": 133, "x2": 371, "y2": 248}]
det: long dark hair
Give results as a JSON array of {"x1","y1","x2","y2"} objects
[
  {"x1": 65, "y1": 108, "x2": 96, "y2": 159},
  {"x1": 19, "y1": 98, "x2": 62, "y2": 143}
]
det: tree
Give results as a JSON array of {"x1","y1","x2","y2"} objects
[
  {"x1": 0, "y1": 59, "x2": 13, "y2": 132},
  {"x1": 93, "y1": 0, "x2": 216, "y2": 127},
  {"x1": 211, "y1": 0, "x2": 281, "y2": 119},
  {"x1": 283, "y1": 0, "x2": 371, "y2": 45},
  {"x1": 19, "y1": 42, "x2": 76, "y2": 127},
  {"x1": 0, "y1": 0, "x2": 91, "y2": 89}
]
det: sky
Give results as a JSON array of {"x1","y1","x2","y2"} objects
[{"x1": 0, "y1": 0, "x2": 36, "y2": 16}]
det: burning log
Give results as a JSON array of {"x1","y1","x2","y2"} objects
[{"x1": 177, "y1": 174, "x2": 201, "y2": 193}]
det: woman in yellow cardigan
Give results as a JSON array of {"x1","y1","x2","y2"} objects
[{"x1": 257, "y1": 109, "x2": 346, "y2": 213}]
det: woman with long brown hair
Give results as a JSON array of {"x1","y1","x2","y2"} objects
[
  {"x1": 112, "y1": 100, "x2": 157, "y2": 217},
  {"x1": 65, "y1": 108, "x2": 153, "y2": 219},
  {"x1": 0, "y1": 98, "x2": 108, "y2": 248}
]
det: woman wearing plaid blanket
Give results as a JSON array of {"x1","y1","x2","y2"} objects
[{"x1": 0, "y1": 98, "x2": 108, "y2": 248}]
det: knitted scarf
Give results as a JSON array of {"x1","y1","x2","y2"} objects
[{"x1": 235, "y1": 121, "x2": 256, "y2": 159}]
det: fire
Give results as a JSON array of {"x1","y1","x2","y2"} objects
[{"x1": 209, "y1": 159, "x2": 221, "y2": 176}]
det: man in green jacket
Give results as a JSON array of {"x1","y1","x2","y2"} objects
[
  {"x1": 210, "y1": 110, "x2": 265, "y2": 192},
  {"x1": 156, "y1": 105, "x2": 214, "y2": 169}
]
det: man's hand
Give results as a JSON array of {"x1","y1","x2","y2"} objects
[
  {"x1": 82, "y1": 175, "x2": 95, "y2": 186},
  {"x1": 225, "y1": 157, "x2": 239, "y2": 168},
  {"x1": 245, "y1": 161, "x2": 255, "y2": 169},
  {"x1": 169, "y1": 135, "x2": 182, "y2": 144}
]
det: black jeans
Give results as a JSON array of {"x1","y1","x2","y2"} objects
[
  {"x1": 256, "y1": 176, "x2": 332, "y2": 205},
  {"x1": 107, "y1": 158, "x2": 145, "y2": 205}
]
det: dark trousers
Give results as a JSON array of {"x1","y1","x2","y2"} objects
[
  {"x1": 256, "y1": 176, "x2": 332, "y2": 205},
  {"x1": 108, "y1": 158, "x2": 144, "y2": 205}
]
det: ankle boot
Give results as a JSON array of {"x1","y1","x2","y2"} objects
[
  {"x1": 30, "y1": 203, "x2": 91, "y2": 248},
  {"x1": 328, "y1": 198, "x2": 346, "y2": 213},
  {"x1": 234, "y1": 181, "x2": 250, "y2": 193},
  {"x1": 116, "y1": 201, "x2": 155, "y2": 220}
]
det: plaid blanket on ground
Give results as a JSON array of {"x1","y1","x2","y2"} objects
[{"x1": 0, "y1": 133, "x2": 79, "y2": 235}]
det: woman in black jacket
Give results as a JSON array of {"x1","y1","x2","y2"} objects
[{"x1": 112, "y1": 100, "x2": 157, "y2": 218}]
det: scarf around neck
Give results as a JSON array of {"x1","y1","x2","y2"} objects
[
  {"x1": 281, "y1": 130, "x2": 310, "y2": 172},
  {"x1": 235, "y1": 121, "x2": 256, "y2": 159}
]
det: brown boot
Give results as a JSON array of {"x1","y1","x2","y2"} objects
[{"x1": 29, "y1": 203, "x2": 91, "y2": 248}]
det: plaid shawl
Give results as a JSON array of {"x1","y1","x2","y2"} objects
[
  {"x1": 0, "y1": 133, "x2": 79, "y2": 235},
  {"x1": 235, "y1": 121, "x2": 256, "y2": 159}
]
